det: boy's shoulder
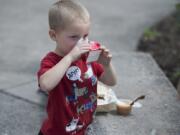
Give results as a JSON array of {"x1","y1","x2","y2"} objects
[{"x1": 41, "y1": 52, "x2": 62, "y2": 63}]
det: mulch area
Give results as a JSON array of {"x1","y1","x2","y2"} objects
[{"x1": 137, "y1": 10, "x2": 180, "y2": 90}]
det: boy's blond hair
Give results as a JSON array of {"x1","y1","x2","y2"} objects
[{"x1": 49, "y1": 0, "x2": 90, "y2": 31}]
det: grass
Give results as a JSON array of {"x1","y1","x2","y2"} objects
[{"x1": 143, "y1": 28, "x2": 160, "y2": 41}]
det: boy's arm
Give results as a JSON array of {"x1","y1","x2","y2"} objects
[
  {"x1": 39, "y1": 44, "x2": 90, "y2": 92},
  {"x1": 98, "y1": 63, "x2": 117, "y2": 86},
  {"x1": 39, "y1": 54, "x2": 73, "y2": 92},
  {"x1": 97, "y1": 46, "x2": 117, "y2": 86}
]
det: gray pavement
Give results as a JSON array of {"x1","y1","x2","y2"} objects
[
  {"x1": 96, "y1": 53, "x2": 180, "y2": 135},
  {"x1": 0, "y1": 0, "x2": 180, "y2": 134}
]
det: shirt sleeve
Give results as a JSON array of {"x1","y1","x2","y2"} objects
[
  {"x1": 37, "y1": 57, "x2": 55, "y2": 86},
  {"x1": 92, "y1": 62, "x2": 104, "y2": 78}
]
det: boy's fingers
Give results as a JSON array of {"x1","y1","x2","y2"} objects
[
  {"x1": 102, "y1": 49, "x2": 110, "y2": 57},
  {"x1": 108, "y1": 54, "x2": 112, "y2": 58},
  {"x1": 104, "y1": 49, "x2": 109, "y2": 53}
]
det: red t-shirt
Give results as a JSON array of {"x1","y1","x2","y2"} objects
[{"x1": 37, "y1": 52, "x2": 104, "y2": 135}]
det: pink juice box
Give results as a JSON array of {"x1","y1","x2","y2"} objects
[{"x1": 86, "y1": 41, "x2": 102, "y2": 63}]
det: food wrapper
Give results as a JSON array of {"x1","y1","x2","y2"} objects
[{"x1": 96, "y1": 82, "x2": 118, "y2": 112}]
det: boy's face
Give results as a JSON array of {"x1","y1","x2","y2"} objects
[{"x1": 51, "y1": 20, "x2": 90, "y2": 56}]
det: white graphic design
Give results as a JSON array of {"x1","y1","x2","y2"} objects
[
  {"x1": 66, "y1": 118, "x2": 79, "y2": 132},
  {"x1": 67, "y1": 83, "x2": 89, "y2": 102},
  {"x1": 90, "y1": 93, "x2": 97, "y2": 103},
  {"x1": 77, "y1": 102, "x2": 93, "y2": 114},
  {"x1": 75, "y1": 87, "x2": 88, "y2": 99},
  {"x1": 77, "y1": 92, "x2": 97, "y2": 114},
  {"x1": 65, "y1": 117, "x2": 84, "y2": 133},
  {"x1": 66, "y1": 66, "x2": 82, "y2": 82},
  {"x1": 91, "y1": 75, "x2": 97, "y2": 86},
  {"x1": 84, "y1": 64, "x2": 93, "y2": 79}
]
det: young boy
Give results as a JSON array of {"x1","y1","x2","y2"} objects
[{"x1": 37, "y1": 0, "x2": 117, "y2": 135}]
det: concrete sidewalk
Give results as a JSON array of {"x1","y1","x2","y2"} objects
[
  {"x1": 0, "y1": 0, "x2": 179, "y2": 134},
  {"x1": 1, "y1": 53, "x2": 180, "y2": 135}
]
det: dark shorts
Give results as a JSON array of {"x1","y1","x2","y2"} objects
[{"x1": 38, "y1": 131, "x2": 43, "y2": 135}]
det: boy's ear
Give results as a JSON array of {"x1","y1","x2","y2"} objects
[{"x1": 49, "y1": 29, "x2": 56, "y2": 41}]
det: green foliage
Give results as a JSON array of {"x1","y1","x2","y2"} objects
[
  {"x1": 176, "y1": 3, "x2": 180, "y2": 11},
  {"x1": 171, "y1": 70, "x2": 180, "y2": 84},
  {"x1": 176, "y1": 22, "x2": 180, "y2": 29},
  {"x1": 173, "y1": 70, "x2": 180, "y2": 79},
  {"x1": 143, "y1": 28, "x2": 160, "y2": 41},
  {"x1": 175, "y1": 3, "x2": 180, "y2": 29}
]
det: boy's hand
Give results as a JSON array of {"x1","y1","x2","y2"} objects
[
  {"x1": 97, "y1": 46, "x2": 112, "y2": 67},
  {"x1": 97, "y1": 46, "x2": 117, "y2": 86},
  {"x1": 68, "y1": 43, "x2": 90, "y2": 62}
]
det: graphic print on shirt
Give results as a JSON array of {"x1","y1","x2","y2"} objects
[
  {"x1": 90, "y1": 75, "x2": 97, "y2": 86},
  {"x1": 83, "y1": 64, "x2": 93, "y2": 79},
  {"x1": 77, "y1": 92, "x2": 97, "y2": 114},
  {"x1": 66, "y1": 83, "x2": 89, "y2": 103},
  {"x1": 66, "y1": 66, "x2": 83, "y2": 82},
  {"x1": 65, "y1": 117, "x2": 84, "y2": 133},
  {"x1": 83, "y1": 64, "x2": 97, "y2": 86}
]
